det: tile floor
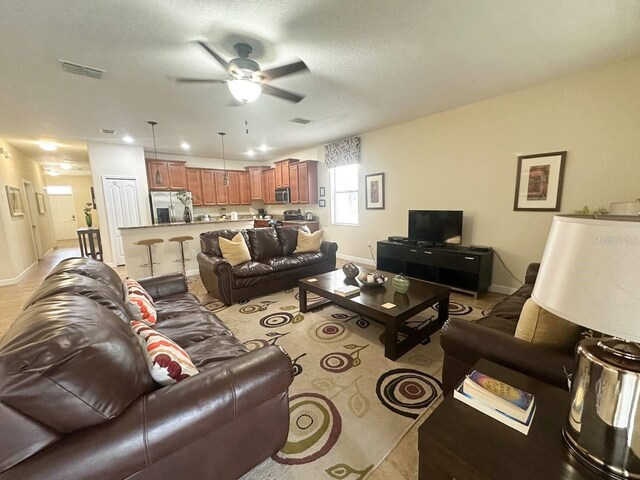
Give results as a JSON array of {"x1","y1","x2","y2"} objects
[{"x1": 0, "y1": 245, "x2": 505, "y2": 480}]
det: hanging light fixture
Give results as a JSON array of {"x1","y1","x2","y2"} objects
[
  {"x1": 148, "y1": 121, "x2": 162, "y2": 185},
  {"x1": 227, "y1": 80, "x2": 261, "y2": 103},
  {"x1": 218, "y1": 132, "x2": 228, "y2": 186}
]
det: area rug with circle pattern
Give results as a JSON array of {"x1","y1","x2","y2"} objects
[{"x1": 195, "y1": 286, "x2": 483, "y2": 480}]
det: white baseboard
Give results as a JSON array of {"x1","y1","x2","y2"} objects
[
  {"x1": 43, "y1": 247, "x2": 54, "y2": 258},
  {"x1": 0, "y1": 261, "x2": 38, "y2": 286},
  {"x1": 488, "y1": 284, "x2": 518, "y2": 295},
  {"x1": 336, "y1": 253, "x2": 376, "y2": 267}
]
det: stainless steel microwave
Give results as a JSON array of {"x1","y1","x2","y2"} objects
[{"x1": 274, "y1": 187, "x2": 290, "y2": 204}]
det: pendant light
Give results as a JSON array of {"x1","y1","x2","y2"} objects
[
  {"x1": 148, "y1": 121, "x2": 162, "y2": 185},
  {"x1": 218, "y1": 132, "x2": 228, "y2": 186}
]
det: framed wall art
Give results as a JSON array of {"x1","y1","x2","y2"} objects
[
  {"x1": 319, "y1": 187, "x2": 325, "y2": 197},
  {"x1": 5, "y1": 185, "x2": 24, "y2": 217},
  {"x1": 36, "y1": 192, "x2": 46, "y2": 214},
  {"x1": 365, "y1": 172, "x2": 385, "y2": 210},
  {"x1": 513, "y1": 151, "x2": 566, "y2": 211},
  {"x1": 319, "y1": 199, "x2": 326, "y2": 207}
]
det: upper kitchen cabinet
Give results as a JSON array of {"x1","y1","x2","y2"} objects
[
  {"x1": 186, "y1": 168, "x2": 203, "y2": 206},
  {"x1": 201, "y1": 169, "x2": 217, "y2": 205},
  {"x1": 215, "y1": 170, "x2": 229, "y2": 205},
  {"x1": 227, "y1": 171, "x2": 240, "y2": 205},
  {"x1": 246, "y1": 166, "x2": 267, "y2": 201},
  {"x1": 274, "y1": 159, "x2": 298, "y2": 188},
  {"x1": 289, "y1": 160, "x2": 318, "y2": 204},
  {"x1": 239, "y1": 171, "x2": 252, "y2": 205},
  {"x1": 146, "y1": 159, "x2": 187, "y2": 191}
]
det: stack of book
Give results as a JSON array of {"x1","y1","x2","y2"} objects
[
  {"x1": 453, "y1": 370, "x2": 536, "y2": 435},
  {"x1": 334, "y1": 285, "x2": 360, "y2": 297}
]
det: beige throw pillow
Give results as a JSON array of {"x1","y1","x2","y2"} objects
[
  {"x1": 219, "y1": 233, "x2": 251, "y2": 266},
  {"x1": 294, "y1": 229, "x2": 324, "y2": 253},
  {"x1": 515, "y1": 298, "x2": 582, "y2": 350}
]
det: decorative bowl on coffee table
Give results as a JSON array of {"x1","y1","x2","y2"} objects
[{"x1": 356, "y1": 272, "x2": 388, "y2": 288}]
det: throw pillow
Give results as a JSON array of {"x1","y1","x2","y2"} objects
[
  {"x1": 294, "y1": 229, "x2": 324, "y2": 253},
  {"x1": 126, "y1": 278, "x2": 157, "y2": 325},
  {"x1": 219, "y1": 232, "x2": 252, "y2": 266},
  {"x1": 514, "y1": 298, "x2": 582, "y2": 350},
  {"x1": 130, "y1": 321, "x2": 199, "y2": 385}
]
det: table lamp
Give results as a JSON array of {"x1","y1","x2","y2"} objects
[{"x1": 532, "y1": 214, "x2": 640, "y2": 479}]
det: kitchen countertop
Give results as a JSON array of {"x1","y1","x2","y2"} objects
[{"x1": 119, "y1": 218, "x2": 254, "y2": 230}]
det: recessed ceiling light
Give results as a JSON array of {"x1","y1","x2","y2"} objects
[
  {"x1": 246, "y1": 149, "x2": 255, "y2": 157},
  {"x1": 46, "y1": 170, "x2": 60, "y2": 176},
  {"x1": 123, "y1": 135, "x2": 134, "y2": 143},
  {"x1": 258, "y1": 144, "x2": 270, "y2": 152},
  {"x1": 60, "y1": 162, "x2": 72, "y2": 170},
  {"x1": 39, "y1": 142, "x2": 58, "y2": 152},
  {"x1": 181, "y1": 142, "x2": 190, "y2": 150}
]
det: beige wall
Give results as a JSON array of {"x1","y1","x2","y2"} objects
[
  {"x1": 46, "y1": 175, "x2": 99, "y2": 228},
  {"x1": 305, "y1": 56, "x2": 640, "y2": 291},
  {"x1": 0, "y1": 138, "x2": 55, "y2": 284}
]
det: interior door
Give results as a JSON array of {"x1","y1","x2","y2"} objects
[
  {"x1": 102, "y1": 177, "x2": 140, "y2": 265},
  {"x1": 49, "y1": 194, "x2": 78, "y2": 240}
]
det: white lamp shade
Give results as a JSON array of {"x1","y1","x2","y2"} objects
[
  {"x1": 228, "y1": 79, "x2": 261, "y2": 103},
  {"x1": 532, "y1": 215, "x2": 640, "y2": 342}
]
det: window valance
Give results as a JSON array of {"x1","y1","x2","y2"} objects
[{"x1": 324, "y1": 136, "x2": 361, "y2": 168}]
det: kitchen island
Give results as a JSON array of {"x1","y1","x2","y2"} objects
[{"x1": 119, "y1": 219, "x2": 253, "y2": 278}]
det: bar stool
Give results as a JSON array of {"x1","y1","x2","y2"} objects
[
  {"x1": 135, "y1": 238, "x2": 164, "y2": 276},
  {"x1": 169, "y1": 235, "x2": 193, "y2": 277}
]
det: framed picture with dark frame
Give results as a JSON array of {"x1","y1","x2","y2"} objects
[
  {"x1": 513, "y1": 151, "x2": 566, "y2": 211},
  {"x1": 36, "y1": 192, "x2": 46, "y2": 214},
  {"x1": 319, "y1": 187, "x2": 325, "y2": 197},
  {"x1": 319, "y1": 199, "x2": 326, "y2": 207},
  {"x1": 5, "y1": 185, "x2": 24, "y2": 217},
  {"x1": 365, "y1": 172, "x2": 385, "y2": 210}
]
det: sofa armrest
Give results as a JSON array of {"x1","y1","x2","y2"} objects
[
  {"x1": 137, "y1": 273, "x2": 188, "y2": 300},
  {"x1": 441, "y1": 318, "x2": 574, "y2": 389},
  {"x1": 3, "y1": 347, "x2": 293, "y2": 480},
  {"x1": 197, "y1": 252, "x2": 233, "y2": 277},
  {"x1": 525, "y1": 263, "x2": 540, "y2": 285},
  {"x1": 320, "y1": 241, "x2": 338, "y2": 269}
]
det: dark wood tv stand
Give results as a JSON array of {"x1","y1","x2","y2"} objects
[{"x1": 376, "y1": 241, "x2": 493, "y2": 298}]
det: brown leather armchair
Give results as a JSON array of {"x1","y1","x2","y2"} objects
[
  {"x1": 440, "y1": 263, "x2": 576, "y2": 392},
  {"x1": 0, "y1": 258, "x2": 294, "y2": 480},
  {"x1": 198, "y1": 226, "x2": 338, "y2": 305}
]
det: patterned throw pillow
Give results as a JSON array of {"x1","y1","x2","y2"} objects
[
  {"x1": 130, "y1": 321, "x2": 199, "y2": 385},
  {"x1": 126, "y1": 278, "x2": 157, "y2": 325}
]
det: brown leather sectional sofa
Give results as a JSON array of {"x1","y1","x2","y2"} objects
[
  {"x1": 440, "y1": 263, "x2": 577, "y2": 392},
  {"x1": 198, "y1": 225, "x2": 338, "y2": 305},
  {"x1": 0, "y1": 257, "x2": 294, "y2": 480}
]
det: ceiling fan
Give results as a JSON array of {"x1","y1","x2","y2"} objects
[{"x1": 174, "y1": 41, "x2": 309, "y2": 104}]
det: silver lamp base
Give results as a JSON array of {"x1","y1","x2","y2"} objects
[{"x1": 564, "y1": 338, "x2": 640, "y2": 479}]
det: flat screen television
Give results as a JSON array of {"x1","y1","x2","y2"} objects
[{"x1": 408, "y1": 210, "x2": 463, "y2": 245}]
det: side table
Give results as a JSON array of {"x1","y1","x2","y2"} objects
[
  {"x1": 77, "y1": 228, "x2": 103, "y2": 261},
  {"x1": 418, "y1": 359, "x2": 603, "y2": 480}
]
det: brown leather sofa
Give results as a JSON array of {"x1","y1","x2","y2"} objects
[
  {"x1": 198, "y1": 225, "x2": 338, "y2": 305},
  {"x1": 440, "y1": 263, "x2": 577, "y2": 392},
  {"x1": 0, "y1": 257, "x2": 294, "y2": 480}
]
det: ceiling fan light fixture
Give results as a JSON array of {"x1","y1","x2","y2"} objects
[
  {"x1": 228, "y1": 79, "x2": 261, "y2": 103},
  {"x1": 60, "y1": 161, "x2": 72, "y2": 170},
  {"x1": 39, "y1": 141, "x2": 58, "y2": 152}
]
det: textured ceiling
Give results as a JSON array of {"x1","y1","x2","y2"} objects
[{"x1": 1, "y1": 0, "x2": 640, "y2": 163}]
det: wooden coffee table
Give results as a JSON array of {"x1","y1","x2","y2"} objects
[{"x1": 298, "y1": 269, "x2": 450, "y2": 360}]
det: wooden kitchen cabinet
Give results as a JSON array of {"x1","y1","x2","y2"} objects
[
  {"x1": 287, "y1": 160, "x2": 318, "y2": 204},
  {"x1": 227, "y1": 171, "x2": 240, "y2": 205},
  {"x1": 289, "y1": 163, "x2": 299, "y2": 203},
  {"x1": 201, "y1": 170, "x2": 216, "y2": 205},
  {"x1": 186, "y1": 168, "x2": 203, "y2": 206},
  {"x1": 268, "y1": 169, "x2": 276, "y2": 203},
  {"x1": 239, "y1": 171, "x2": 251, "y2": 205},
  {"x1": 274, "y1": 159, "x2": 298, "y2": 188},
  {"x1": 246, "y1": 166, "x2": 267, "y2": 200},
  {"x1": 215, "y1": 170, "x2": 229, "y2": 205},
  {"x1": 167, "y1": 162, "x2": 187, "y2": 189},
  {"x1": 146, "y1": 160, "x2": 170, "y2": 190}
]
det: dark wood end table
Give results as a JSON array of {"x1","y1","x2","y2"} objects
[
  {"x1": 298, "y1": 269, "x2": 450, "y2": 360},
  {"x1": 418, "y1": 359, "x2": 604, "y2": 480}
]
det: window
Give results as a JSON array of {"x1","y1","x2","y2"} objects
[
  {"x1": 330, "y1": 164, "x2": 359, "y2": 225},
  {"x1": 46, "y1": 185, "x2": 72, "y2": 195}
]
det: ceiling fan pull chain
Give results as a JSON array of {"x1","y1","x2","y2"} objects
[{"x1": 244, "y1": 101, "x2": 249, "y2": 135}]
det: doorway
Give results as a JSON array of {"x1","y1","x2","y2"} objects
[
  {"x1": 49, "y1": 188, "x2": 78, "y2": 241},
  {"x1": 102, "y1": 176, "x2": 140, "y2": 265},
  {"x1": 22, "y1": 180, "x2": 43, "y2": 259}
]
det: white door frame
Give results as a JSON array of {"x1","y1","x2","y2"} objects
[
  {"x1": 101, "y1": 175, "x2": 141, "y2": 266},
  {"x1": 49, "y1": 189, "x2": 78, "y2": 241},
  {"x1": 22, "y1": 180, "x2": 43, "y2": 260}
]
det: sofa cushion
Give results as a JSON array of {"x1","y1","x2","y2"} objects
[
  {"x1": 219, "y1": 232, "x2": 252, "y2": 266},
  {"x1": 276, "y1": 225, "x2": 310, "y2": 256},
  {"x1": 47, "y1": 257, "x2": 124, "y2": 298},
  {"x1": 23, "y1": 273, "x2": 131, "y2": 322},
  {"x1": 260, "y1": 256, "x2": 303, "y2": 272},
  {"x1": 294, "y1": 229, "x2": 324, "y2": 253},
  {"x1": 476, "y1": 316, "x2": 519, "y2": 335},
  {"x1": 487, "y1": 295, "x2": 529, "y2": 322},
  {"x1": 292, "y1": 251, "x2": 326, "y2": 266},
  {"x1": 515, "y1": 298, "x2": 583, "y2": 351},
  {"x1": 246, "y1": 227, "x2": 283, "y2": 260},
  {"x1": 185, "y1": 334, "x2": 249, "y2": 371},
  {"x1": 154, "y1": 310, "x2": 232, "y2": 348},
  {"x1": 200, "y1": 229, "x2": 249, "y2": 257},
  {"x1": 131, "y1": 321, "x2": 199, "y2": 386},
  {"x1": 0, "y1": 294, "x2": 153, "y2": 433},
  {"x1": 233, "y1": 261, "x2": 274, "y2": 278},
  {"x1": 126, "y1": 278, "x2": 157, "y2": 325}
]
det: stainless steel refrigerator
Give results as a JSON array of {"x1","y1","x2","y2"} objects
[{"x1": 149, "y1": 191, "x2": 193, "y2": 224}]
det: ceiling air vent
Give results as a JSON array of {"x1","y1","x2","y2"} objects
[
  {"x1": 98, "y1": 128, "x2": 118, "y2": 136},
  {"x1": 290, "y1": 117, "x2": 312, "y2": 125},
  {"x1": 59, "y1": 59, "x2": 105, "y2": 79}
]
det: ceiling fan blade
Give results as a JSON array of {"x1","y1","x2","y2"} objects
[
  {"x1": 196, "y1": 41, "x2": 230, "y2": 71},
  {"x1": 173, "y1": 77, "x2": 227, "y2": 84},
  {"x1": 261, "y1": 84, "x2": 305, "y2": 103},
  {"x1": 259, "y1": 60, "x2": 309, "y2": 81}
]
